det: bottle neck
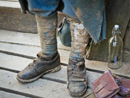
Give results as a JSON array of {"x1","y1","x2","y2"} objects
[
  {"x1": 113, "y1": 33, "x2": 120, "y2": 36},
  {"x1": 112, "y1": 28, "x2": 121, "y2": 35}
]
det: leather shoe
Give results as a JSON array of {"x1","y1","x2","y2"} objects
[{"x1": 17, "y1": 52, "x2": 61, "y2": 83}]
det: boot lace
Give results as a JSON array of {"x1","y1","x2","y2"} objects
[{"x1": 69, "y1": 61, "x2": 85, "y2": 82}]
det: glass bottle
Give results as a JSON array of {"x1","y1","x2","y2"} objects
[{"x1": 107, "y1": 25, "x2": 123, "y2": 69}]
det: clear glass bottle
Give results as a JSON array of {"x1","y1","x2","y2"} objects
[{"x1": 107, "y1": 25, "x2": 123, "y2": 69}]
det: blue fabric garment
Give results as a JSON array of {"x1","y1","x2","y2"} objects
[
  {"x1": 27, "y1": 0, "x2": 60, "y2": 17},
  {"x1": 67, "y1": 0, "x2": 106, "y2": 43},
  {"x1": 26, "y1": 0, "x2": 106, "y2": 43},
  {"x1": 27, "y1": 0, "x2": 77, "y2": 18},
  {"x1": 62, "y1": 0, "x2": 77, "y2": 19}
]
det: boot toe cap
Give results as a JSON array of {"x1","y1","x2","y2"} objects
[
  {"x1": 17, "y1": 65, "x2": 37, "y2": 82},
  {"x1": 68, "y1": 81, "x2": 87, "y2": 97},
  {"x1": 17, "y1": 69, "x2": 32, "y2": 80}
]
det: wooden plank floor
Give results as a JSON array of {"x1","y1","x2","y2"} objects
[
  {"x1": 0, "y1": 30, "x2": 98, "y2": 98},
  {"x1": 0, "y1": 30, "x2": 130, "y2": 77},
  {"x1": 0, "y1": 1, "x2": 20, "y2": 8},
  {"x1": 0, "y1": 30, "x2": 129, "y2": 98}
]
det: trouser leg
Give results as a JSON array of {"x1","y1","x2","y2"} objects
[
  {"x1": 36, "y1": 14, "x2": 58, "y2": 56},
  {"x1": 69, "y1": 19, "x2": 90, "y2": 61}
]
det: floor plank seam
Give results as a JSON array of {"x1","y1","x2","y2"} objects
[
  {"x1": 0, "y1": 50, "x2": 35, "y2": 59},
  {"x1": 58, "y1": 48, "x2": 70, "y2": 51},
  {"x1": 41, "y1": 77, "x2": 66, "y2": 84},
  {"x1": 86, "y1": 68, "x2": 130, "y2": 79},
  {"x1": 83, "y1": 92, "x2": 93, "y2": 98},
  {"x1": 1, "y1": 50, "x2": 129, "y2": 79},
  {"x1": 0, "y1": 50, "x2": 68, "y2": 66},
  {"x1": 0, "y1": 87, "x2": 41, "y2": 98},
  {"x1": 0, "y1": 41, "x2": 70, "y2": 51},
  {"x1": 60, "y1": 62, "x2": 67, "y2": 66},
  {"x1": 0, "y1": 67, "x2": 67, "y2": 84},
  {"x1": 0, "y1": 67, "x2": 19, "y2": 73},
  {"x1": 0, "y1": 41, "x2": 41, "y2": 48}
]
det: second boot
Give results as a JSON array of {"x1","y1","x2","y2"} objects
[
  {"x1": 17, "y1": 14, "x2": 61, "y2": 83},
  {"x1": 67, "y1": 20, "x2": 90, "y2": 97}
]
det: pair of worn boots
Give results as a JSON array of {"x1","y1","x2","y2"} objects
[{"x1": 17, "y1": 14, "x2": 89, "y2": 97}]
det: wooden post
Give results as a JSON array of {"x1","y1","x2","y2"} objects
[{"x1": 123, "y1": 21, "x2": 130, "y2": 63}]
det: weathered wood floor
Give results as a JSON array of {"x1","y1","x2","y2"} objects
[{"x1": 0, "y1": 30, "x2": 130, "y2": 98}]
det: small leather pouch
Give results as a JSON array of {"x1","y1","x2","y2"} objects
[
  {"x1": 92, "y1": 71, "x2": 120, "y2": 98},
  {"x1": 57, "y1": 17, "x2": 71, "y2": 47},
  {"x1": 119, "y1": 78, "x2": 130, "y2": 97},
  {"x1": 113, "y1": 75, "x2": 130, "y2": 97}
]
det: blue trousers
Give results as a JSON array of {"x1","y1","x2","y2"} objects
[
  {"x1": 27, "y1": 0, "x2": 106, "y2": 43},
  {"x1": 27, "y1": 0, "x2": 77, "y2": 18}
]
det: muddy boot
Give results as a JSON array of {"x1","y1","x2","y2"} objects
[
  {"x1": 67, "y1": 20, "x2": 90, "y2": 97},
  {"x1": 17, "y1": 14, "x2": 61, "y2": 83}
]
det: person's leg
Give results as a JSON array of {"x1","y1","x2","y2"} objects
[
  {"x1": 17, "y1": 0, "x2": 61, "y2": 83},
  {"x1": 67, "y1": 18, "x2": 90, "y2": 97},
  {"x1": 36, "y1": 15, "x2": 57, "y2": 56}
]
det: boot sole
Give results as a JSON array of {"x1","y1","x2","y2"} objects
[
  {"x1": 16, "y1": 65, "x2": 61, "y2": 83},
  {"x1": 68, "y1": 87, "x2": 87, "y2": 97}
]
